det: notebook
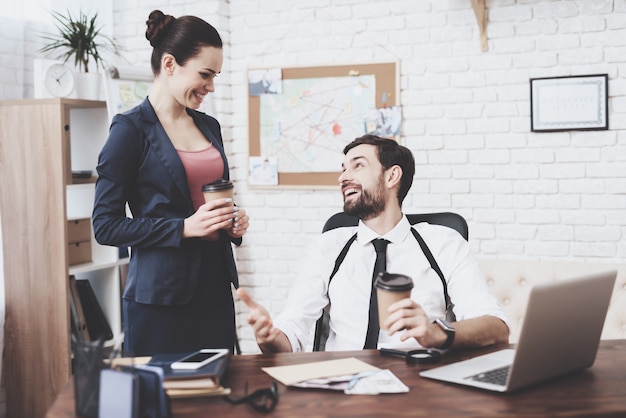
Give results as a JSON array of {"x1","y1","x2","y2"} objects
[{"x1": 420, "y1": 270, "x2": 617, "y2": 393}]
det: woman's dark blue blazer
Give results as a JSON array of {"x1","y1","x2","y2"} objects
[{"x1": 92, "y1": 98, "x2": 240, "y2": 306}]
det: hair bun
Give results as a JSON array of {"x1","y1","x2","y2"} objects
[{"x1": 145, "y1": 9, "x2": 175, "y2": 48}]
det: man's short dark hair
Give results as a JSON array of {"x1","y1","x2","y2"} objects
[{"x1": 343, "y1": 135, "x2": 415, "y2": 205}]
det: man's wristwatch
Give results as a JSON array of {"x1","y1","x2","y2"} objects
[{"x1": 434, "y1": 318, "x2": 456, "y2": 349}]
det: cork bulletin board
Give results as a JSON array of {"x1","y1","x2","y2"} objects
[{"x1": 248, "y1": 62, "x2": 398, "y2": 188}]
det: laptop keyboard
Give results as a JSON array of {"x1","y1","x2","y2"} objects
[{"x1": 467, "y1": 365, "x2": 510, "y2": 386}]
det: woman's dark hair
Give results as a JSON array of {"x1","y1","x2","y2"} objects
[
  {"x1": 145, "y1": 10, "x2": 223, "y2": 76},
  {"x1": 343, "y1": 134, "x2": 415, "y2": 205}
]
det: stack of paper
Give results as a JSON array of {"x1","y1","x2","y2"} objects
[
  {"x1": 262, "y1": 357, "x2": 409, "y2": 395},
  {"x1": 161, "y1": 374, "x2": 230, "y2": 398}
]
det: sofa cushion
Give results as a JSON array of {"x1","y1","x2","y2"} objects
[{"x1": 478, "y1": 259, "x2": 626, "y2": 343}]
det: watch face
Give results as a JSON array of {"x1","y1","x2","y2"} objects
[
  {"x1": 44, "y1": 63, "x2": 75, "y2": 97},
  {"x1": 437, "y1": 318, "x2": 455, "y2": 332}
]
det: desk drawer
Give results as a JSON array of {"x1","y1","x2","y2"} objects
[
  {"x1": 67, "y1": 218, "x2": 92, "y2": 243},
  {"x1": 68, "y1": 241, "x2": 92, "y2": 265}
]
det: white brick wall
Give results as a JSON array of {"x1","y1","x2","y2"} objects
[
  {"x1": 2, "y1": 0, "x2": 626, "y2": 357},
  {"x1": 224, "y1": 0, "x2": 626, "y2": 353}
]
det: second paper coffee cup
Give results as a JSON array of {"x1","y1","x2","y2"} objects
[
  {"x1": 202, "y1": 179, "x2": 234, "y2": 207},
  {"x1": 375, "y1": 272, "x2": 414, "y2": 330}
]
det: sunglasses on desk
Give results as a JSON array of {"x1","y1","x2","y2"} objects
[{"x1": 222, "y1": 381, "x2": 279, "y2": 413}]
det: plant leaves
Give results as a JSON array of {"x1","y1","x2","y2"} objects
[{"x1": 38, "y1": 9, "x2": 121, "y2": 73}]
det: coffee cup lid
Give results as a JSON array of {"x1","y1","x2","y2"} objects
[
  {"x1": 202, "y1": 179, "x2": 234, "y2": 192},
  {"x1": 374, "y1": 272, "x2": 414, "y2": 292}
]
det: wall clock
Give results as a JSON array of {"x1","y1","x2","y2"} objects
[{"x1": 43, "y1": 63, "x2": 75, "y2": 98}]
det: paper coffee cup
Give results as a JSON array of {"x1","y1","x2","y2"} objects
[
  {"x1": 375, "y1": 272, "x2": 414, "y2": 330},
  {"x1": 201, "y1": 179, "x2": 234, "y2": 207}
]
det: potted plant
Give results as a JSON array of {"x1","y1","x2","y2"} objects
[{"x1": 39, "y1": 10, "x2": 120, "y2": 99}]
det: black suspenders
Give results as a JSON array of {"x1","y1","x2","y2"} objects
[
  {"x1": 313, "y1": 227, "x2": 456, "y2": 351},
  {"x1": 409, "y1": 228, "x2": 456, "y2": 321},
  {"x1": 312, "y1": 233, "x2": 357, "y2": 351}
]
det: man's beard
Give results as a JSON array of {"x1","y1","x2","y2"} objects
[{"x1": 343, "y1": 179, "x2": 386, "y2": 221}]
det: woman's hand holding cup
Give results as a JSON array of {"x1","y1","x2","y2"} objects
[
  {"x1": 183, "y1": 198, "x2": 239, "y2": 238},
  {"x1": 198, "y1": 179, "x2": 249, "y2": 238}
]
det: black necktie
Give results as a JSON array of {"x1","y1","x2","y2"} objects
[{"x1": 364, "y1": 238, "x2": 389, "y2": 349}]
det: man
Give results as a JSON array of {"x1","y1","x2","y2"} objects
[{"x1": 238, "y1": 135, "x2": 509, "y2": 353}]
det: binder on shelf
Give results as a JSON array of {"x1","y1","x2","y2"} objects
[
  {"x1": 69, "y1": 275, "x2": 90, "y2": 341},
  {"x1": 74, "y1": 279, "x2": 114, "y2": 341}
]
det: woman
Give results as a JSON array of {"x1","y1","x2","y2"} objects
[{"x1": 93, "y1": 10, "x2": 249, "y2": 356}]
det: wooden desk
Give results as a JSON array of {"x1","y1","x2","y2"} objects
[{"x1": 47, "y1": 339, "x2": 626, "y2": 417}]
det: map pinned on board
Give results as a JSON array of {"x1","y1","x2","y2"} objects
[
  {"x1": 259, "y1": 74, "x2": 376, "y2": 173},
  {"x1": 247, "y1": 62, "x2": 398, "y2": 187}
]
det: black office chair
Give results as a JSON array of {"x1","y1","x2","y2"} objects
[
  {"x1": 322, "y1": 211, "x2": 468, "y2": 240},
  {"x1": 313, "y1": 211, "x2": 469, "y2": 351}
]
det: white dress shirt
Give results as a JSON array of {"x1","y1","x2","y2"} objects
[{"x1": 274, "y1": 215, "x2": 509, "y2": 352}]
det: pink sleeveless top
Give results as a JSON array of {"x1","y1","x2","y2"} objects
[{"x1": 177, "y1": 145, "x2": 224, "y2": 240}]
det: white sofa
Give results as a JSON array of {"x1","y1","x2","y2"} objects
[{"x1": 479, "y1": 259, "x2": 626, "y2": 343}]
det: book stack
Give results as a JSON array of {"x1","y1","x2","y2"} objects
[
  {"x1": 161, "y1": 374, "x2": 230, "y2": 398},
  {"x1": 152, "y1": 352, "x2": 231, "y2": 398},
  {"x1": 110, "y1": 353, "x2": 231, "y2": 399}
]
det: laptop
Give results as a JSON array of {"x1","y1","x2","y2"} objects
[{"x1": 420, "y1": 270, "x2": 617, "y2": 393}]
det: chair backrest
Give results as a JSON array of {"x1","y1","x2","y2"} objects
[
  {"x1": 322, "y1": 211, "x2": 469, "y2": 241},
  {"x1": 313, "y1": 211, "x2": 469, "y2": 351}
]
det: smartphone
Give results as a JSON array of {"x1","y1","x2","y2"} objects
[{"x1": 170, "y1": 348, "x2": 228, "y2": 370}]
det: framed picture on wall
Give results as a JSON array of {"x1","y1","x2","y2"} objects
[{"x1": 530, "y1": 74, "x2": 608, "y2": 132}]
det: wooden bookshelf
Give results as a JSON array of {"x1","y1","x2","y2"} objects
[{"x1": 0, "y1": 99, "x2": 124, "y2": 418}]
